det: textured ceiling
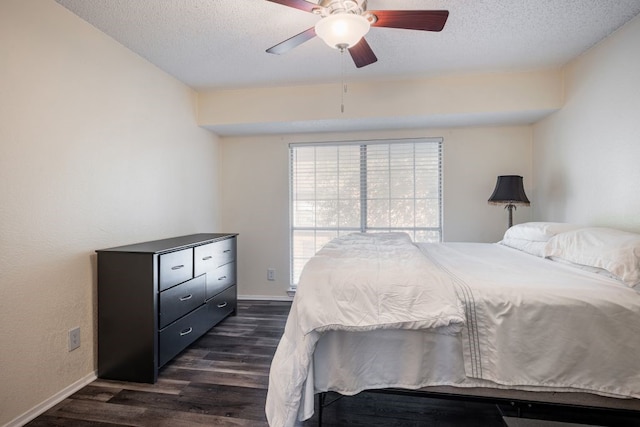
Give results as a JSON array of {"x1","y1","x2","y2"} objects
[
  {"x1": 55, "y1": 0, "x2": 640, "y2": 91},
  {"x1": 53, "y1": 0, "x2": 640, "y2": 135}
]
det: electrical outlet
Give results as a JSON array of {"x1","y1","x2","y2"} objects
[
  {"x1": 267, "y1": 268, "x2": 276, "y2": 281},
  {"x1": 68, "y1": 327, "x2": 80, "y2": 352}
]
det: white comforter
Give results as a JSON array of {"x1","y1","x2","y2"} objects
[
  {"x1": 421, "y1": 243, "x2": 640, "y2": 399},
  {"x1": 265, "y1": 236, "x2": 640, "y2": 427},
  {"x1": 265, "y1": 233, "x2": 466, "y2": 427}
]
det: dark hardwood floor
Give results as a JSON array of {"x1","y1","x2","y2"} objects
[{"x1": 26, "y1": 301, "x2": 640, "y2": 427}]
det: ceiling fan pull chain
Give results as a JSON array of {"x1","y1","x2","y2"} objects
[
  {"x1": 341, "y1": 48, "x2": 346, "y2": 113},
  {"x1": 343, "y1": 82, "x2": 348, "y2": 114}
]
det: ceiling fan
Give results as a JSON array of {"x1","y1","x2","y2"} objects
[{"x1": 265, "y1": 0, "x2": 449, "y2": 68}]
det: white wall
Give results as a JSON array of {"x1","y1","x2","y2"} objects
[
  {"x1": 533, "y1": 14, "x2": 640, "y2": 232},
  {"x1": 221, "y1": 126, "x2": 532, "y2": 298},
  {"x1": 198, "y1": 69, "x2": 562, "y2": 131},
  {"x1": 0, "y1": 1, "x2": 221, "y2": 424}
]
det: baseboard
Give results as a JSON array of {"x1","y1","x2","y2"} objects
[
  {"x1": 4, "y1": 371, "x2": 97, "y2": 427},
  {"x1": 238, "y1": 295, "x2": 293, "y2": 302}
]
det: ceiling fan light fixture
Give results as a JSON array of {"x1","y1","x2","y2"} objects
[{"x1": 315, "y1": 13, "x2": 370, "y2": 49}]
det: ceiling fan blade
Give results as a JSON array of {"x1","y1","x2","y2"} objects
[
  {"x1": 265, "y1": 0, "x2": 319, "y2": 13},
  {"x1": 348, "y1": 38, "x2": 378, "y2": 68},
  {"x1": 370, "y1": 10, "x2": 449, "y2": 31},
  {"x1": 266, "y1": 27, "x2": 317, "y2": 55}
]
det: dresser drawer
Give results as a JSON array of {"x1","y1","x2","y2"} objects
[
  {"x1": 158, "y1": 274, "x2": 206, "y2": 329},
  {"x1": 194, "y1": 238, "x2": 236, "y2": 276},
  {"x1": 205, "y1": 262, "x2": 236, "y2": 300},
  {"x1": 206, "y1": 285, "x2": 237, "y2": 326},
  {"x1": 158, "y1": 304, "x2": 209, "y2": 367},
  {"x1": 159, "y1": 248, "x2": 193, "y2": 291}
]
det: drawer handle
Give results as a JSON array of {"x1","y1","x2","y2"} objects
[
  {"x1": 171, "y1": 264, "x2": 185, "y2": 270},
  {"x1": 202, "y1": 255, "x2": 213, "y2": 260},
  {"x1": 217, "y1": 302, "x2": 228, "y2": 309},
  {"x1": 179, "y1": 294, "x2": 193, "y2": 301},
  {"x1": 218, "y1": 276, "x2": 227, "y2": 281},
  {"x1": 223, "y1": 249, "x2": 231, "y2": 253},
  {"x1": 179, "y1": 327, "x2": 193, "y2": 336}
]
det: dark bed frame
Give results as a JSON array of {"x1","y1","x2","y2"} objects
[{"x1": 317, "y1": 385, "x2": 640, "y2": 426}]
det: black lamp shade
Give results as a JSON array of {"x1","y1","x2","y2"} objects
[{"x1": 488, "y1": 175, "x2": 530, "y2": 205}]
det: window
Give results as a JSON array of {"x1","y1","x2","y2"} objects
[{"x1": 289, "y1": 138, "x2": 442, "y2": 286}]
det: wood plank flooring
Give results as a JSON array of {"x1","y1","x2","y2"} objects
[{"x1": 26, "y1": 301, "x2": 640, "y2": 427}]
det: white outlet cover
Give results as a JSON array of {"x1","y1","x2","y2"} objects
[{"x1": 69, "y1": 327, "x2": 81, "y2": 351}]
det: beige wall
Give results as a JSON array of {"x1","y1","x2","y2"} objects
[
  {"x1": 221, "y1": 126, "x2": 532, "y2": 298},
  {"x1": 199, "y1": 69, "x2": 562, "y2": 133},
  {"x1": 533, "y1": 14, "x2": 640, "y2": 232},
  {"x1": 0, "y1": 1, "x2": 221, "y2": 424}
]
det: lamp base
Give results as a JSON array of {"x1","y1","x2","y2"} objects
[{"x1": 505, "y1": 203, "x2": 516, "y2": 228}]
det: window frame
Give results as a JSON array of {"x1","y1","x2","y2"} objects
[{"x1": 289, "y1": 137, "x2": 443, "y2": 287}]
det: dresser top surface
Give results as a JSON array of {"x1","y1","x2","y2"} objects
[{"x1": 96, "y1": 233, "x2": 237, "y2": 254}]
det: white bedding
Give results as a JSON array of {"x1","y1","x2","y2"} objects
[
  {"x1": 265, "y1": 236, "x2": 640, "y2": 427},
  {"x1": 293, "y1": 232, "x2": 465, "y2": 335},
  {"x1": 422, "y1": 243, "x2": 640, "y2": 398},
  {"x1": 265, "y1": 233, "x2": 465, "y2": 427}
]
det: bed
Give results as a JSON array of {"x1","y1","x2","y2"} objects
[{"x1": 265, "y1": 225, "x2": 640, "y2": 427}]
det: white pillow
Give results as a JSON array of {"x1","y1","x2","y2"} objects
[
  {"x1": 544, "y1": 227, "x2": 640, "y2": 288},
  {"x1": 499, "y1": 238, "x2": 547, "y2": 257},
  {"x1": 504, "y1": 222, "x2": 582, "y2": 242}
]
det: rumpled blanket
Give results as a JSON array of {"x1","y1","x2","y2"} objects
[{"x1": 265, "y1": 233, "x2": 465, "y2": 427}]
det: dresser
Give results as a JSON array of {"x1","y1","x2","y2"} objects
[{"x1": 96, "y1": 233, "x2": 238, "y2": 383}]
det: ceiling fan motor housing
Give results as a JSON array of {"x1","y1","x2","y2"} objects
[{"x1": 316, "y1": 0, "x2": 370, "y2": 18}]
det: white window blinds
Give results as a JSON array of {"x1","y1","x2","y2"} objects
[{"x1": 289, "y1": 138, "x2": 442, "y2": 285}]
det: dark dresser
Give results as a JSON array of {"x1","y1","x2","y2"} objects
[{"x1": 96, "y1": 233, "x2": 238, "y2": 383}]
